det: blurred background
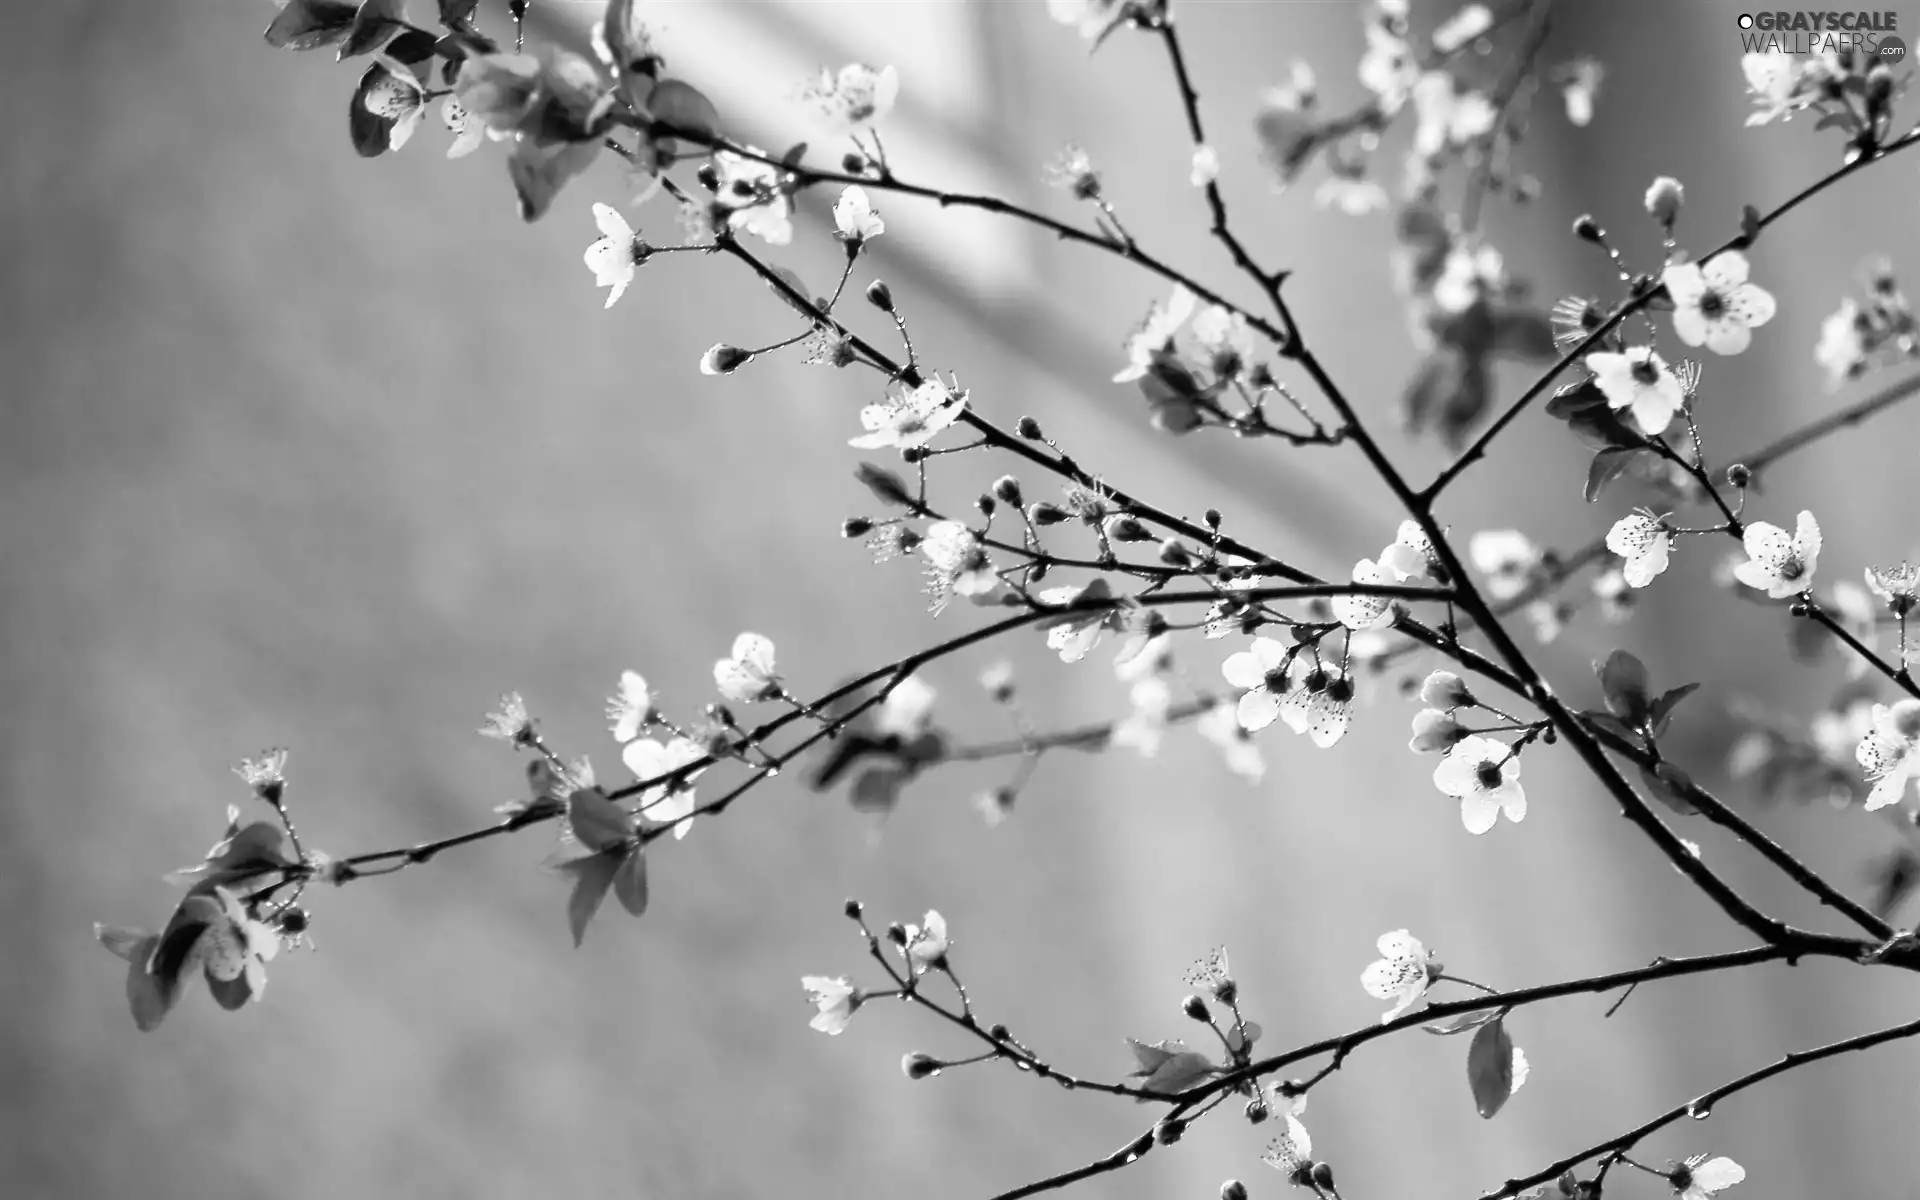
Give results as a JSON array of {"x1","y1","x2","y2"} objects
[{"x1": 5, "y1": 1, "x2": 1920, "y2": 1197}]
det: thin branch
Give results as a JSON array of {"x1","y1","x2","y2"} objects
[{"x1": 1743, "y1": 369, "x2": 1920, "y2": 479}]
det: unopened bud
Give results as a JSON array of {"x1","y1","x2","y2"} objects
[
  {"x1": 1016, "y1": 416, "x2": 1044, "y2": 440},
  {"x1": 1204, "y1": 508, "x2": 1223, "y2": 529},
  {"x1": 886, "y1": 921, "x2": 908, "y2": 946},
  {"x1": 700, "y1": 343, "x2": 752, "y2": 376},
  {"x1": 1158, "y1": 538, "x2": 1192, "y2": 567},
  {"x1": 1311, "y1": 1162, "x2": 1337, "y2": 1191},
  {"x1": 1572, "y1": 214, "x2": 1603, "y2": 242},
  {"x1": 900, "y1": 445, "x2": 929, "y2": 464},
  {"x1": 1643, "y1": 176, "x2": 1684, "y2": 226},
  {"x1": 1221, "y1": 1182, "x2": 1249, "y2": 1200},
  {"x1": 902, "y1": 1052, "x2": 942, "y2": 1080},
  {"x1": 1028, "y1": 502, "x2": 1068, "y2": 526},
  {"x1": 1868, "y1": 64, "x2": 1895, "y2": 109},
  {"x1": 992, "y1": 475, "x2": 1023, "y2": 506},
  {"x1": 843, "y1": 898, "x2": 864, "y2": 919},
  {"x1": 841, "y1": 517, "x2": 873, "y2": 538},
  {"x1": 842, "y1": 151, "x2": 868, "y2": 174},
  {"x1": 1105, "y1": 515, "x2": 1152, "y2": 543},
  {"x1": 988, "y1": 1022, "x2": 1012, "y2": 1042},
  {"x1": 1154, "y1": 1117, "x2": 1187, "y2": 1145},
  {"x1": 1243, "y1": 1097, "x2": 1268, "y2": 1124},
  {"x1": 866, "y1": 280, "x2": 895, "y2": 312},
  {"x1": 976, "y1": 494, "x2": 996, "y2": 518},
  {"x1": 694, "y1": 162, "x2": 720, "y2": 192},
  {"x1": 1182, "y1": 994, "x2": 1211, "y2": 1021},
  {"x1": 1726, "y1": 462, "x2": 1751, "y2": 489},
  {"x1": 1028, "y1": 560, "x2": 1050, "y2": 584}
]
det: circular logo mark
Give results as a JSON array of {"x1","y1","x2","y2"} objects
[
  {"x1": 1737, "y1": 12, "x2": 1754, "y2": 28},
  {"x1": 1881, "y1": 34, "x2": 1909, "y2": 63}
]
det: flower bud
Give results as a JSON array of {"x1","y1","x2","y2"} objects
[
  {"x1": 1204, "y1": 508, "x2": 1223, "y2": 528},
  {"x1": 886, "y1": 921, "x2": 908, "y2": 946},
  {"x1": 700, "y1": 343, "x2": 752, "y2": 375},
  {"x1": 1643, "y1": 176, "x2": 1684, "y2": 226},
  {"x1": 1154, "y1": 1116, "x2": 1187, "y2": 1145},
  {"x1": 694, "y1": 162, "x2": 720, "y2": 192},
  {"x1": 843, "y1": 898, "x2": 864, "y2": 919},
  {"x1": 991, "y1": 475, "x2": 1023, "y2": 506},
  {"x1": 1726, "y1": 462, "x2": 1751, "y2": 489},
  {"x1": 975, "y1": 495, "x2": 996, "y2": 519},
  {"x1": 1182, "y1": 994, "x2": 1211, "y2": 1021},
  {"x1": 841, "y1": 151, "x2": 868, "y2": 174},
  {"x1": 900, "y1": 444, "x2": 929, "y2": 464},
  {"x1": 841, "y1": 517, "x2": 874, "y2": 538},
  {"x1": 866, "y1": 280, "x2": 895, "y2": 312},
  {"x1": 1221, "y1": 1182, "x2": 1249, "y2": 1200},
  {"x1": 988, "y1": 1022, "x2": 1012, "y2": 1042},
  {"x1": 902, "y1": 1052, "x2": 942, "y2": 1080},
  {"x1": 1028, "y1": 502, "x2": 1068, "y2": 526},
  {"x1": 1158, "y1": 538, "x2": 1192, "y2": 567},
  {"x1": 1572, "y1": 214, "x2": 1603, "y2": 243},
  {"x1": 1016, "y1": 416, "x2": 1044, "y2": 440},
  {"x1": 1104, "y1": 515, "x2": 1153, "y2": 543},
  {"x1": 1243, "y1": 1096, "x2": 1269, "y2": 1124},
  {"x1": 1311, "y1": 1162, "x2": 1337, "y2": 1192},
  {"x1": 1028, "y1": 560, "x2": 1050, "y2": 584},
  {"x1": 1419, "y1": 669, "x2": 1474, "y2": 709},
  {"x1": 1868, "y1": 64, "x2": 1895, "y2": 110}
]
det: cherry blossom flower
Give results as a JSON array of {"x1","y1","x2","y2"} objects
[
  {"x1": 1182, "y1": 945, "x2": 1235, "y2": 1001},
  {"x1": 849, "y1": 379, "x2": 967, "y2": 449},
  {"x1": 1361, "y1": 928, "x2": 1433, "y2": 1022},
  {"x1": 622, "y1": 735, "x2": 705, "y2": 836},
  {"x1": 1410, "y1": 707, "x2": 1467, "y2": 753},
  {"x1": 1222, "y1": 637, "x2": 1294, "y2": 731},
  {"x1": 803, "y1": 63, "x2": 898, "y2": 129},
  {"x1": 1411, "y1": 72, "x2": 1497, "y2": 157},
  {"x1": 1112, "y1": 674, "x2": 1174, "y2": 758},
  {"x1": 802, "y1": 975, "x2": 862, "y2": 1034},
  {"x1": 478, "y1": 691, "x2": 536, "y2": 746},
  {"x1": 1037, "y1": 579, "x2": 1126, "y2": 662},
  {"x1": 1359, "y1": 22, "x2": 1417, "y2": 113},
  {"x1": 713, "y1": 149, "x2": 793, "y2": 245},
  {"x1": 606, "y1": 670, "x2": 654, "y2": 742},
  {"x1": 1199, "y1": 700, "x2": 1267, "y2": 781},
  {"x1": 1558, "y1": 57, "x2": 1603, "y2": 127},
  {"x1": 1662, "y1": 253, "x2": 1776, "y2": 355},
  {"x1": 584, "y1": 202, "x2": 649, "y2": 309},
  {"x1": 1593, "y1": 567, "x2": 1637, "y2": 622},
  {"x1": 1644, "y1": 175, "x2": 1684, "y2": 226},
  {"x1": 1255, "y1": 62, "x2": 1320, "y2": 186},
  {"x1": 1189, "y1": 144, "x2": 1220, "y2": 187},
  {"x1": 1380, "y1": 519, "x2": 1439, "y2": 581},
  {"x1": 1045, "y1": 143, "x2": 1103, "y2": 199},
  {"x1": 1262, "y1": 1114, "x2": 1314, "y2": 1179},
  {"x1": 1281, "y1": 666, "x2": 1354, "y2": 748},
  {"x1": 1469, "y1": 529, "x2": 1542, "y2": 602},
  {"x1": 1431, "y1": 243, "x2": 1504, "y2": 314},
  {"x1": 714, "y1": 632, "x2": 782, "y2": 704},
  {"x1": 1420, "y1": 669, "x2": 1473, "y2": 708},
  {"x1": 1731, "y1": 510, "x2": 1821, "y2": 598},
  {"x1": 441, "y1": 96, "x2": 488, "y2": 158},
  {"x1": 1743, "y1": 51, "x2": 1811, "y2": 124},
  {"x1": 1333, "y1": 558, "x2": 1397, "y2": 631},
  {"x1": 97, "y1": 884, "x2": 285, "y2": 1029},
  {"x1": 1606, "y1": 510, "x2": 1674, "y2": 587},
  {"x1": 833, "y1": 185, "x2": 884, "y2": 245},
  {"x1": 920, "y1": 521, "x2": 1001, "y2": 605},
  {"x1": 361, "y1": 64, "x2": 426, "y2": 151},
  {"x1": 1670, "y1": 1156, "x2": 1745, "y2": 1200},
  {"x1": 1190, "y1": 304, "x2": 1256, "y2": 380},
  {"x1": 1047, "y1": 0, "x2": 1156, "y2": 45},
  {"x1": 1587, "y1": 346, "x2": 1687, "y2": 436},
  {"x1": 1816, "y1": 297, "x2": 1868, "y2": 386},
  {"x1": 1431, "y1": 3, "x2": 1493, "y2": 52},
  {"x1": 1114, "y1": 285, "x2": 1197, "y2": 382},
  {"x1": 233, "y1": 748, "x2": 289, "y2": 802},
  {"x1": 903, "y1": 910, "x2": 950, "y2": 974},
  {"x1": 1866, "y1": 562, "x2": 1919, "y2": 615},
  {"x1": 875, "y1": 675, "x2": 937, "y2": 739},
  {"x1": 1434, "y1": 735, "x2": 1526, "y2": 834},
  {"x1": 1316, "y1": 177, "x2": 1389, "y2": 215},
  {"x1": 1856, "y1": 699, "x2": 1920, "y2": 810}
]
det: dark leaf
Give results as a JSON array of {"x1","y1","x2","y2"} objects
[
  {"x1": 338, "y1": 0, "x2": 407, "y2": 59},
  {"x1": 809, "y1": 732, "x2": 888, "y2": 790},
  {"x1": 646, "y1": 78, "x2": 719, "y2": 140},
  {"x1": 1641, "y1": 760, "x2": 1700, "y2": 816},
  {"x1": 97, "y1": 925, "x2": 171, "y2": 1032},
  {"x1": 1595, "y1": 649, "x2": 1651, "y2": 727},
  {"x1": 559, "y1": 851, "x2": 621, "y2": 946},
  {"x1": 850, "y1": 766, "x2": 909, "y2": 815},
  {"x1": 264, "y1": 0, "x2": 360, "y2": 50},
  {"x1": 854, "y1": 461, "x2": 913, "y2": 508},
  {"x1": 1584, "y1": 447, "x2": 1636, "y2": 503},
  {"x1": 507, "y1": 138, "x2": 601, "y2": 222},
  {"x1": 1254, "y1": 107, "x2": 1321, "y2": 184},
  {"x1": 567, "y1": 787, "x2": 633, "y2": 852},
  {"x1": 1489, "y1": 308, "x2": 1556, "y2": 361},
  {"x1": 1648, "y1": 683, "x2": 1701, "y2": 738},
  {"x1": 612, "y1": 847, "x2": 649, "y2": 916},
  {"x1": 764, "y1": 265, "x2": 816, "y2": 318},
  {"x1": 437, "y1": 0, "x2": 480, "y2": 29},
  {"x1": 384, "y1": 27, "x2": 440, "y2": 65},
  {"x1": 1424, "y1": 1010, "x2": 1501, "y2": 1036},
  {"x1": 1435, "y1": 353, "x2": 1493, "y2": 450},
  {"x1": 1467, "y1": 1017, "x2": 1517, "y2": 1118},
  {"x1": 349, "y1": 64, "x2": 398, "y2": 158},
  {"x1": 205, "y1": 969, "x2": 255, "y2": 1012},
  {"x1": 1577, "y1": 709, "x2": 1641, "y2": 746},
  {"x1": 780, "y1": 141, "x2": 809, "y2": 168},
  {"x1": 1544, "y1": 378, "x2": 1608, "y2": 419}
]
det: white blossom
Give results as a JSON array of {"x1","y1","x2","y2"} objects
[
  {"x1": 1856, "y1": 699, "x2": 1920, "y2": 810},
  {"x1": 714, "y1": 632, "x2": 782, "y2": 704},
  {"x1": 833, "y1": 185, "x2": 885, "y2": 244},
  {"x1": 1731, "y1": 510, "x2": 1820, "y2": 598},
  {"x1": 849, "y1": 380, "x2": 967, "y2": 449},
  {"x1": 1360, "y1": 929, "x2": 1431, "y2": 1022},
  {"x1": 1332, "y1": 558, "x2": 1397, "y2": 631},
  {"x1": 1434, "y1": 735, "x2": 1526, "y2": 834},
  {"x1": 1663, "y1": 253, "x2": 1776, "y2": 356},
  {"x1": 1606, "y1": 511, "x2": 1673, "y2": 587},
  {"x1": 802, "y1": 975, "x2": 861, "y2": 1034},
  {"x1": 1587, "y1": 346, "x2": 1687, "y2": 436}
]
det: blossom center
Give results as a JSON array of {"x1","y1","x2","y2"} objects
[
  {"x1": 1630, "y1": 359, "x2": 1660, "y2": 386},
  {"x1": 1698, "y1": 289, "x2": 1727, "y2": 318},
  {"x1": 1474, "y1": 762, "x2": 1503, "y2": 790},
  {"x1": 1262, "y1": 667, "x2": 1290, "y2": 694},
  {"x1": 1778, "y1": 557, "x2": 1803, "y2": 582}
]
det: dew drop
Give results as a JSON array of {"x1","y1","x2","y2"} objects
[{"x1": 765, "y1": 766, "x2": 781, "y2": 777}]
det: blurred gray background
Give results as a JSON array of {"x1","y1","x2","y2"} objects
[{"x1": 5, "y1": 1, "x2": 1919, "y2": 1197}]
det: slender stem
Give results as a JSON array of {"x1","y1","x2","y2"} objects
[{"x1": 1744, "y1": 369, "x2": 1920, "y2": 479}]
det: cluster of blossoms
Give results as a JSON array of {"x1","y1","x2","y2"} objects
[{"x1": 1816, "y1": 259, "x2": 1918, "y2": 388}]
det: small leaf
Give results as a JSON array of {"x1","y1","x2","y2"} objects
[
  {"x1": 1583, "y1": 447, "x2": 1636, "y2": 503},
  {"x1": 764, "y1": 266, "x2": 816, "y2": 318},
  {"x1": 338, "y1": 0, "x2": 407, "y2": 59},
  {"x1": 1648, "y1": 682, "x2": 1701, "y2": 738},
  {"x1": 558, "y1": 851, "x2": 621, "y2": 947},
  {"x1": 646, "y1": 79, "x2": 719, "y2": 140},
  {"x1": 1467, "y1": 1017, "x2": 1517, "y2": 1118},
  {"x1": 1544, "y1": 378, "x2": 1608, "y2": 419},
  {"x1": 1641, "y1": 760, "x2": 1699, "y2": 816},
  {"x1": 612, "y1": 847, "x2": 649, "y2": 916},
  {"x1": 1596, "y1": 649, "x2": 1652, "y2": 727},
  {"x1": 1124, "y1": 1037, "x2": 1184, "y2": 1074},
  {"x1": 1135, "y1": 1050, "x2": 1219, "y2": 1099},
  {"x1": 507, "y1": 138, "x2": 602, "y2": 222},
  {"x1": 854, "y1": 461, "x2": 913, "y2": 508},
  {"x1": 437, "y1": 0, "x2": 481, "y2": 28},
  {"x1": 1577, "y1": 709, "x2": 1641, "y2": 746},
  {"x1": 780, "y1": 141, "x2": 809, "y2": 168},
  {"x1": 1424, "y1": 1010, "x2": 1501, "y2": 1036},
  {"x1": 850, "y1": 766, "x2": 909, "y2": 815},
  {"x1": 1738, "y1": 203, "x2": 1763, "y2": 246},
  {"x1": 264, "y1": 0, "x2": 360, "y2": 50},
  {"x1": 567, "y1": 788, "x2": 633, "y2": 852}
]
